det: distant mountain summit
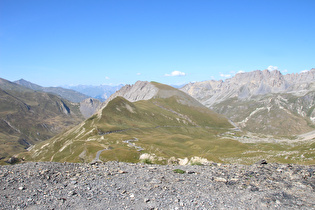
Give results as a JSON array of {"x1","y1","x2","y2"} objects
[
  {"x1": 14, "y1": 79, "x2": 43, "y2": 90},
  {"x1": 14, "y1": 79, "x2": 89, "y2": 103},
  {"x1": 63, "y1": 84, "x2": 124, "y2": 101},
  {"x1": 181, "y1": 69, "x2": 315, "y2": 135},
  {"x1": 181, "y1": 69, "x2": 315, "y2": 106},
  {"x1": 284, "y1": 68, "x2": 315, "y2": 84}
]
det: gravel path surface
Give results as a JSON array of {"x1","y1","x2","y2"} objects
[{"x1": 1, "y1": 161, "x2": 314, "y2": 209}]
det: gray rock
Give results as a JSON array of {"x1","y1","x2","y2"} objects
[
  {"x1": 181, "y1": 69, "x2": 315, "y2": 107},
  {"x1": 79, "y1": 98, "x2": 102, "y2": 118},
  {"x1": 6, "y1": 157, "x2": 19, "y2": 164},
  {"x1": 0, "y1": 161, "x2": 314, "y2": 209}
]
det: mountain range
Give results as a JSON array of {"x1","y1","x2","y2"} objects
[
  {"x1": 1, "y1": 68, "x2": 315, "y2": 165},
  {"x1": 14, "y1": 79, "x2": 90, "y2": 103},
  {"x1": 62, "y1": 84, "x2": 124, "y2": 101},
  {"x1": 181, "y1": 69, "x2": 315, "y2": 136},
  {"x1": 20, "y1": 78, "x2": 315, "y2": 165},
  {"x1": 14, "y1": 79, "x2": 105, "y2": 119}
]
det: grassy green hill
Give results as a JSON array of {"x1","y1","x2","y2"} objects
[{"x1": 22, "y1": 82, "x2": 235, "y2": 164}]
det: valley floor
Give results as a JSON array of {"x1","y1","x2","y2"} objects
[{"x1": 1, "y1": 161, "x2": 314, "y2": 209}]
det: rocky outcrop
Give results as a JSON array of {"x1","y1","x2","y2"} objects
[
  {"x1": 284, "y1": 68, "x2": 315, "y2": 84},
  {"x1": 105, "y1": 81, "x2": 158, "y2": 103},
  {"x1": 79, "y1": 98, "x2": 102, "y2": 118},
  {"x1": 1, "y1": 161, "x2": 314, "y2": 209}
]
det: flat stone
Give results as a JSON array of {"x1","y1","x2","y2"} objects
[{"x1": 214, "y1": 177, "x2": 227, "y2": 182}]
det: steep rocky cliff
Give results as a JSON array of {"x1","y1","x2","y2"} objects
[{"x1": 79, "y1": 98, "x2": 102, "y2": 119}]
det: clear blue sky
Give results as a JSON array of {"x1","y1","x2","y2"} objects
[{"x1": 1, "y1": 0, "x2": 314, "y2": 87}]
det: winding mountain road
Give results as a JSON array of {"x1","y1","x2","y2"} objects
[
  {"x1": 123, "y1": 138, "x2": 144, "y2": 151},
  {"x1": 93, "y1": 148, "x2": 110, "y2": 163}
]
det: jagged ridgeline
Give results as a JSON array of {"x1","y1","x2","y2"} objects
[
  {"x1": 181, "y1": 69, "x2": 315, "y2": 136},
  {"x1": 23, "y1": 81, "x2": 240, "y2": 164}
]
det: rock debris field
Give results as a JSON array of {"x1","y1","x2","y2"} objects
[{"x1": 1, "y1": 161, "x2": 315, "y2": 209}]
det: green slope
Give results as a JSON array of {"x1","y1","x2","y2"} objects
[{"x1": 0, "y1": 78, "x2": 84, "y2": 164}]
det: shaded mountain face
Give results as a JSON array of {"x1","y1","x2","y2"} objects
[
  {"x1": 79, "y1": 98, "x2": 102, "y2": 119},
  {"x1": 24, "y1": 81, "x2": 235, "y2": 164},
  {"x1": 181, "y1": 69, "x2": 315, "y2": 136},
  {"x1": 15, "y1": 79, "x2": 89, "y2": 103},
  {"x1": 0, "y1": 78, "x2": 84, "y2": 163}
]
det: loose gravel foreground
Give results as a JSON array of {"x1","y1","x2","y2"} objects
[{"x1": 1, "y1": 161, "x2": 314, "y2": 209}]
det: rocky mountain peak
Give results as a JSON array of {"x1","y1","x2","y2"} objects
[
  {"x1": 105, "y1": 81, "x2": 158, "y2": 103},
  {"x1": 98, "y1": 81, "x2": 158, "y2": 111},
  {"x1": 100, "y1": 81, "x2": 205, "y2": 111},
  {"x1": 232, "y1": 69, "x2": 285, "y2": 85},
  {"x1": 79, "y1": 98, "x2": 102, "y2": 118},
  {"x1": 284, "y1": 69, "x2": 315, "y2": 84},
  {"x1": 181, "y1": 69, "x2": 315, "y2": 106}
]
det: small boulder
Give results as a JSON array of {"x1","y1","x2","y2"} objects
[
  {"x1": 6, "y1": 157, "x2": 19, "y2": 164},
  {"x1": 214, "y1": 177, "x2": 227, "y2": 182},
  {"x1": 256, "y1": 159, "x2": 267, "y2": 165}
]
